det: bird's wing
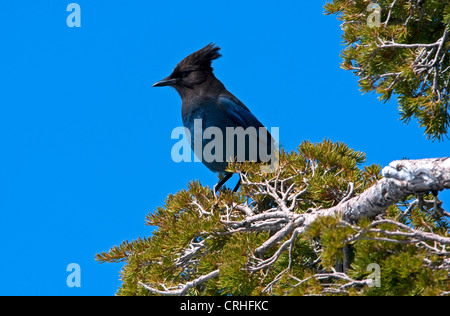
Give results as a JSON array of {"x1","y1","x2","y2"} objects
[
  {"x1": 217, "y1": 94, "x2": 274, "y2": 160},
  {"x1": 217, "y1": 94, "x2": 265, "y2": 129}
]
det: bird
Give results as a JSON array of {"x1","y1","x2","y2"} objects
[{"x1": 153, "y1": 43, "x2": 274, "y2": 193}]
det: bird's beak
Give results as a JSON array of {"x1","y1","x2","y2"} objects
[{"x1": 152, "y1": 77, "x2": 177, "y2": 87}]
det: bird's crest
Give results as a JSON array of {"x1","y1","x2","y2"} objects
[{"x1": 176, "y1": 43, "x2": 222, "y2": 71}]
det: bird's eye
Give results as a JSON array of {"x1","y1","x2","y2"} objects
[{"x1": 181, "y1": 71, "x2": 190, "y2": 78}]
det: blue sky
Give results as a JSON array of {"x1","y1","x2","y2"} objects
[{"x1": 0, "y1": 1, "x2": 448, "y2": 295}]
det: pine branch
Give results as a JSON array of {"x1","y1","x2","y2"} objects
[
  {"x1": 295, "y1": 158, "x2": 450, "y2": 233},
  {"x1": 138, "y1": 269, "x2": 219, "y2": 296},
  {"x1": 325, "y1": 0, "x2": 450, "y2": 140},
  {"x1": 100, "y1": 141, "x2": 450, "y2": 296}
]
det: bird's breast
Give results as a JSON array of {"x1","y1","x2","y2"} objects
[{"x1": 181, "y1": 99, "x2": 221, "y2": 130}]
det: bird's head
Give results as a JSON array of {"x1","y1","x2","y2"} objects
[{"x1": 153, "y1": 43, "x2": 222, "y2": 95}]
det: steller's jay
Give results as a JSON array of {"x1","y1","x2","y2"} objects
[{"x1": 153, "y1": 43, "x2": 274, "y2": 193}]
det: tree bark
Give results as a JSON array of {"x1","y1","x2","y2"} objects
[{"x1": 300, "y1": 157, "x2": 450, "y2": 231}]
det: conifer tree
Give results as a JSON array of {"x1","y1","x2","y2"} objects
[
  {"x1": 96, "y1": 141, "x2": 450, "y2": 296},
  {"x1": 96, "y1": 1, "x2": 450, "y2": 296},
  {"x1": 324, "y1": 0, "x2": 450, "y2": 141}
]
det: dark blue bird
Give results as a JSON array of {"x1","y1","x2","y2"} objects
[{"x1": 153, "y1": 43, "x2": 274, "y2": 193}]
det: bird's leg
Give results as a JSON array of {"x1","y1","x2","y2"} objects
[
  {"x1": 233, "y1": 177, "x2": 242, "y2": 193},
  {"x1": 213, "y1": 173, "x2": 233, "y2": 195},
  {"x1": 431, "y1": 190, "x2": 443, "y2": 218}
]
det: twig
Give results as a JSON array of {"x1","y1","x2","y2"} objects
[{"x1": 138, "y1": 269, "x2": 219, "y2": 296}]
